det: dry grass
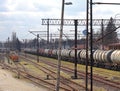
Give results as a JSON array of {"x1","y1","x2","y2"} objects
[{"x1": 23, "y1": 54, "x2": 120, "y2": 91}]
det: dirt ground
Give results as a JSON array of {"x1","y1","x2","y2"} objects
[{"x1": 0, "y1": 67, "x2": 49, "y2": 91}]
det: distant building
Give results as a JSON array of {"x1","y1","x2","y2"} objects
[{"x1": 71, "y1": 44, "x2": 86, "y2": 50}]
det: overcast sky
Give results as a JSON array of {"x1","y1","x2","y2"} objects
[{"x1": 0, "y1": 0, "x2": 120, "y2": 42}]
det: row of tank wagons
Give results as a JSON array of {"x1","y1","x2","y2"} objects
[
  {"x1": 24, "y1": 48, "x2": 120, "y2": 64},
  {"x1": 9, "y1": 51, "x2": 19, "y2": 62}
]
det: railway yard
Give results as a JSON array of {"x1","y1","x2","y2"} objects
[
  {"x1": 1, "y1": 1, "x2": 120, "y2": 91},
  {"x1": 0, "y1": 52, "x2": 120, "y2": 91}
]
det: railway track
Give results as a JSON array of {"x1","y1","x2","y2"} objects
[
  {"x1": 45, "y1": 61, "x2": 120, "y2": 90},
  {"x1": 21, "y1": 53, "x2": 120, "y2": 91},
  {"x1": 0, "y1": 58, "x2": 72, "y2": 91},
  {"x1": 0, "y1": 63, "x2": 57, "y2": 91},
  {"x1": 20, "y1": 54, "x2": 88, "y2": 91}
]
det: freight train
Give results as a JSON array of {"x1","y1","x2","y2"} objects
[{"x1": 24, "y1": 48, "x2": 120, "y2": 71}]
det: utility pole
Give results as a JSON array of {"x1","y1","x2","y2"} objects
[
  {"x1": 47, "y1": 19, "x2": 49, "y2": 48},
  {"x1": 86, "y1": 0, "x2": 89, "y2": 90},
  {"x1": 37, "y1": 34, "x2": 39, "y2": 62},
  {"x1": 29, "y1": 31, "x2": 40, "y2": 62},
  {"x1": 74, "y1": 19, "x2": 78, "y2": 79},
  {"x1": 56, "y1": 0, "x2": 72, "y2": 91},
  {"x1": 56, "y1": 0, "x2": 64, "y2": 90},
  {"x1": 7, "y1": 37, "x2": 10, "y2": 64},
  {"x1": 90, "y1": 0, "x2": 93, "y2": 91},
  {"x1": 101, "y1": 19, "x2": 104, "y2": 50}
]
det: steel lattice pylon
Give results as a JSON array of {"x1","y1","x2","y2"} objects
[{"x1": 42, "y1": 18, "x2": 120, "y2": 26}]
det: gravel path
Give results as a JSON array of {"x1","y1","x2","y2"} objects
[{"x1": 0, "y1": 67, "x2": 49, "y2": 91}]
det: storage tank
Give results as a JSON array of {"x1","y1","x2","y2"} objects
[
  {"x1": 93, "y1": 50, "x2": 104, "y2": 62},
  {"x1": 79, "y1": 49, "x2": 90, "y2": 60},
  {"x1": 111, "y1": 50, "x2": 120, "y2": 64},
  {"x1": 44, "y1": 49, "x2": 49, "y2": 55},
  {"x1": 61, "y1": 49, "x2": 71, "y2": 57},
  {"x1": 52, "y1": 49, "x2": 57, "y2": 56},
  {"x1": 93, "y1": 50, "x2": 113, "y2": 63},
  {"x1": 69, "y1": 50, "x2": 75, "y2": 58}
]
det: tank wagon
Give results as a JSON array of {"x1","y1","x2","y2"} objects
[{"x1": 24, "y1": 48, "x2": 120, "y2": 71}]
